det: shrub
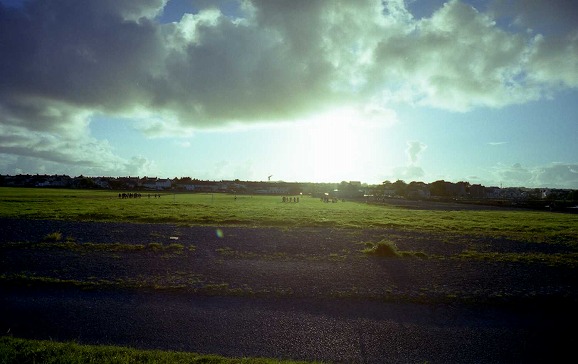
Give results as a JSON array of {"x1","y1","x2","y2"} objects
[
  {"x1": 412, "y1": 251, "x2": 429, "y2": 259},
  {"x1": 146, "y1": 242, "x2": 163, "y2": 251},
  {"x1": 167, "y1": 243, "x2": 184, "y2": 251},
  {"x1": 362, "y1": 240, "x2": 400, "y2": 257},
  {"x1": 43, "y1": 231, "x2": 62, "y2": 242}
]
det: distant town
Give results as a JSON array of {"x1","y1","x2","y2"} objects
[{"x1": 1, "y1": 173, "x2": 577, "y2": 212}]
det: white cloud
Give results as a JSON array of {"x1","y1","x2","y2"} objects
[
  {"x1": 494, "y1": 163, "x2": 533, "y2": 186},
  {"x1": 526, "y1": 32, "x2": 578, "y2": 89},
  {"x1": 493, "y1": 162, "x2": 578, "y2": 188},
  {"x1": 4, "y1": 0, "x2": 577, "y2": 130},
  {"x1": 1, "y1": 0, "x2": 577, "y2": 176},
  {"x1": 387, "y1": 141, "x2": 428, "y2": 181},
  {"x1": 0, "y1": 122, "x2": 154, "y2": 176},
  {"x1": 372, "y1": 0, "x2": 548, "y2": 111},
  {"x1": 406, "y1": 141, "x2": 427, "y2": 165},
  {"x1": 391, "y1": 165, "x2": 426, "y2": 180},
  {"x1": 531, "y1": 163, "x2": 578, "y2": 189}
]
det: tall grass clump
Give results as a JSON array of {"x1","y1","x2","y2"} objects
[
  {"x1": 146, "y1": 242, "x2": 163, "y2": 251},
  {"x1": 362, "y1": 239, "x2": 400, "y2": 257},
  {"x1": 43, "y1": 231, "x2": 62, "y2": 242}
]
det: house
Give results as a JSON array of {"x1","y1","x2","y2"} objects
[
  {"x1": 156, "y1": 178, "x2": 172, "y2": 190},
  {"x1": 254, "y1": 186, "x2": 290, "y2": 194},
  {"x1": 140, "y1": 177, "x2": 158, "y2": 190},
  {"x1": 93, "y1": 177, "x2": 110, "y2": 189},
  {"x1": 117, "y1": 176, "x2": 140, "y2": 189},
  {"x1": 469, "y1": 184, "x2": 486, "y2": 199}
]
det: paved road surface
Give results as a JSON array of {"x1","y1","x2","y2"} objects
[{"x1": 1, "y1": 287, "x2": 573, "y2": 363}]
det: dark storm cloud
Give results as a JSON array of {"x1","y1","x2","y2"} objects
[
  {"x1": 0, "y1": 0, "x2": 167, "y2": 120},
  {"x1": 154, "y1": 5, "x2": 337, "y2": 126},
  {"x1": 2, "y1": 0, "x2": 578, "y2": 130},
  {"x1": 0, "y1": 0, "x2": 577, "y2": 175}
]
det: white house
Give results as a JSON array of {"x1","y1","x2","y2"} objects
[{"x1": 156, "y1": 178, "x2": 172, "y2": 190}]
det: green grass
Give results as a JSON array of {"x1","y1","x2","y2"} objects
[
  {"x1": 455, "y1": 250, "x2": 578, "y2": 267},
  {"x1": 0, "y1": 336, "x2": 313, "y2": 364},
  {"x1": 2, "y1": 241, "x2": 191, "y2": 253},
  {"x1": 43, "y1": 231, "x2": 63, "y2": 242},
  {"x1": 3, "y1": 188, "x2": 576, "y2": 362},
  {"x1": 1, "y1": 188, "x2": 577, "y2": 243},
  {"x1": 361, "y1": 240, "x2": 400, "y2": 257},
  {"x1": 361, "y1": 240, "x2": 430, "y2": 259}
]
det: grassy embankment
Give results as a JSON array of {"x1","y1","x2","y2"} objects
[{"x1": 0, "y1": 336, "x2": 312, "y2": 364}]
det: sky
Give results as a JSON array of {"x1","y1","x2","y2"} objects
[{"x1": 0, "y1": 0, "x2": 577, "y2": 188}]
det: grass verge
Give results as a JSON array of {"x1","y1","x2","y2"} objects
[
  {"x1": 0, "y1": 336, "x2": 314, "y2": 363},
  {"x1": 361, "y1": 240, "x2": 400, "y2": 257},
  {"x1": 361, "y1": 239, "x2": 428, "y2": 259}
]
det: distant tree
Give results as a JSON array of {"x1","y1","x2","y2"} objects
[
  {"x1": 108, "y1": 179, "x2": 125, "y2": 190},
  {"x1": 77, "y1": 177, "x2": 96, "y2": 189},
  {"x1": 529, "y1": 188, "x2": 542, "y2": 200},
  {"x1": 429, "y1": 180, "x2": 449, "y2": 197},
  {"x1": 566, "y1": 190, "x2": 578, "y2": 201},
  {"x1": 392, "y1": 180, "x2": 407, "y2": 197},
  {"x1": 408, "y1": 181, "x2": 426, "y2": 189},
  {"x1": 373, "y1": 180, "x2": 393, "y2": 196}
]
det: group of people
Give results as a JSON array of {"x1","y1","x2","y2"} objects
[
  {"x1": 282, "y1": 196, "x2": 300, "y2": 203},
  {"x1": 118, "y1": 192, "x2": 141, "y2": 199},
  {"x1": 321, "y1": 196, "x2": 339, "y2": 203},
  {"x1": 118, "y1": 193, "x2": 161, "y2": 199}
]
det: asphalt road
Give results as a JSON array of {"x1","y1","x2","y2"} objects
[{"x1": 1, "y1": 287, "x2": 574, "y2": 363}]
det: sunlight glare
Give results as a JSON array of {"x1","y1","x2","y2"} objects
[{"x1": 295, "y1": 107, "x2": 374, "y2": 183}]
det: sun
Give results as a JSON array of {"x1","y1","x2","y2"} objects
[{"x1": 293, "y1": 108, "x2": 371, "y2": 183}]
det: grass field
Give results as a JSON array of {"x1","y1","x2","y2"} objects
[
  {"x1": 2, "y1": 187, "x2": 578, "y2": 362},
  {"x1": 1, "y1": 187, "x2": 577, "y2": 243}
]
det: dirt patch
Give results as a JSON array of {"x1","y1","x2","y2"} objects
[
  {"x1": 2, "y1": 218, "x2": 578, "y2": 362},
  {"x1": 1, "y1": 218, "x2": 576, "y2": 303}
]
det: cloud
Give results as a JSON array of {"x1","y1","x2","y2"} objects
[
  {"x1": 388, "y1": 140, "x2": 427, "y2": 181},
  {"x1": 373, "y1": 1, "x2": 544, "y2": 110},
  {"x1": 3, "y1": 0, "x2": 577, "y2": 128},
  {"x1": 495, "y1": 163, "x2": 533, "y2": 186},
  {"x1": 406, "y1": 141, "x2": 427, "y2": 165},
  {"x1": 531, "y1": 163, "x2": 578, "y2": 189},
  {"x1": 493, "y1": 162, "x2": 578, "y2": 188},
  {"x1": 489, "y1": 0, "x2": 578, "y2": 34},
  {"x1": 1, "y1": 0, "x2": 578, "y2": 174},
  {"x1": 0, "y1": 151, "x2": 153, "y2": 177},
  {"x1": 392, "y1": 165, "x2": 425, "y2": 180},
  {"x1": 0, "y1": 121, "x2": 154, "y2": 176}
]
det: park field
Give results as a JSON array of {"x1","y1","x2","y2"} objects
[
  {"x1": 2, "y1": 187, "x2": 578, "y2": 362},
  {"x1": 0, "y1": 187, "x2": 577, "y2": 243}
]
